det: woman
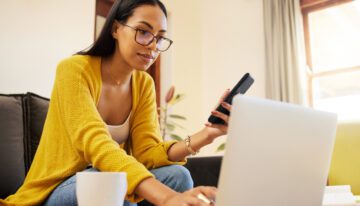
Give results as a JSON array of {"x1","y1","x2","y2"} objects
[{"x1": 1, "y1": 0, "x2": 231, "y2": 205}]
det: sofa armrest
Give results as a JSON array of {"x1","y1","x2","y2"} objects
[{"x1": 184, "y1": 156, "x2": 223, "y2": 187}]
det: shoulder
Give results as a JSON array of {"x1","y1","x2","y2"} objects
[
  {"x1": 132, "y1": 71, "x2": 156, "y2": 101},
  {"x1": 56, "y1": 55, "x2": 100, "y2": 77},
  {"x1": 133, "y1": 70, "x2": 155, "y2": 87}
]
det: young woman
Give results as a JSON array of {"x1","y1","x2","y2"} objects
[{"x1": 1, "y1": 0, "x2": 231, "y2": 205}]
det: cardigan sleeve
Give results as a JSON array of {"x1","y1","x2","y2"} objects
[
  {"x1": 130, "y1": 74, "x2": 186, "y2": 169},
  {"x1": 54, "y1": 59, "x2": 153, "y2": 202}
]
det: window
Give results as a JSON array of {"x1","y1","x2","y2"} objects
[{"x1": 301, "y1": 0, "x2": 360, "y2": 121}]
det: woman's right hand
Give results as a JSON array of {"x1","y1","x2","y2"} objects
[{"x1": 161, "y1": 186, "x2": 217, "y2": 206}]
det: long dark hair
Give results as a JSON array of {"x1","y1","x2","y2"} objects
[{"x1": 78, "y1": 0, "x2": 167, "y2": 57}]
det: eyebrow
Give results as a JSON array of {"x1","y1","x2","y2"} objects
[{"x1": 138, "y1": 21, "x2": 167, "y2": 33}]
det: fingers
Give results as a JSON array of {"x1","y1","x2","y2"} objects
[
  {"x1": 167, "y1": 192, "x2": 211, "y2": 206},
  {"x1": 220, "y1": 102, "x2": 231, "y2": 111},
  {"x1": 211, "y1": 111, "x2": 229, "y2": 125},
  {"x1": 210, "y1": 102, "x2": 231, "y2": 125},
  {"x1": 181, "y1": 192, "x2": 212, "y2": 206},
  {"x1": 165, "y1": 187, "x2": 217, "y2": 206},
  {"x1": 187, "y1": 186, "x2": 217, "y2": 205},
  {"x1": 186, "y1": 197, "x2": 212, "y2": 206},
  {"x1": 197, "y1": 194, "x2": 212, "y2": 204},
  {"x1": 195, "y1": 186, "x2": 217, "y2": 200},
  {"x1": 205, "y1": 122, "x2": 227, "y2": 133},
  {"x1": 214, "y1": 89, "x2": 230, "y2": 110},
  {"x1": 219, "y1": 89, "x2": 230, "y2": 103}
]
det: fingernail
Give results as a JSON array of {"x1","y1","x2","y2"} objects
[{"x1": 197, "y1": 194, "x2": 212, "y2": 204}]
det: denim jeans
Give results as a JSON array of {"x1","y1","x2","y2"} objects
[{"x1": 42, "y1": 165, "x2": 193, "y2": 206}]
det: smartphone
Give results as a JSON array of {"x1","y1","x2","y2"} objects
[{"x1": 208, "y1": 73, "x2": 254, "y2": 125}]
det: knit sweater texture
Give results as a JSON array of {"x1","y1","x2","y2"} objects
[{"x1": 1, "y1": 55, "x2": 182, "y2": 206}]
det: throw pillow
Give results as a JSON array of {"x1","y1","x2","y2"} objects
[
  {"x1": 24, "y1": 92, "x2": 49, "y2": 172},
  {"x1": 0, "y1": 94, "x2": 26, "y2": 199}
]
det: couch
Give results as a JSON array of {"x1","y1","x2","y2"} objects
[
  {"x1": 0, "y1": 92, "x2": 222, "y2": 200},
  {"x1": 328, "y1": 122, "x2": 360, "y2": 195}
]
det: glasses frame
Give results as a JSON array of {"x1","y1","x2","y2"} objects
[{"x1": 121, "y1": 23, "x2": 173, "y2": 52}]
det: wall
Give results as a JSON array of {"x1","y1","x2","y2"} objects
[
  {"x1": 0, "y1": 0, "x2": 95, "y2": 97},
  {"x1": 0, "y1": 0, "x2": 265, "y2": 156},
  {"x1": 162, "y1": 0, "x2": 266, "y2": 156},
  {"x1": 201, "y1": 0, "x2": 266, "y2": 155},
  {"x1": 160, "y1": 0, "x2": 205, "y2": 146}
]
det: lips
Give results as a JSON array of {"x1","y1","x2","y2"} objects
[{"x1": 137, "y1": 53, "x2": 155, "y2": 63}]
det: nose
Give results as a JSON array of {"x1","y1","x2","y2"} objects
[{"x1": 147, "y1": 38, "x2": 158, "y2": 51}]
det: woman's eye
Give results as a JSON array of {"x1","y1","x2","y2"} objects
[{"x1": 138, "y1": 29, "x2": 150, "y2": 35}]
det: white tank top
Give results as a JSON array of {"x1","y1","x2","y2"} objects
[{"x1": 106, "y1": 113, "x2": 131, "y2": 144}]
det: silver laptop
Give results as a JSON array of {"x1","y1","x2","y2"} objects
[{"x1": 215, "y1": 95, "x2": 337, "y2": 206}]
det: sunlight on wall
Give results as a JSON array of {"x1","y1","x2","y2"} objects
[
  {"x1": 0, "y1": 0, "x2": 95, "y2": 97},
  {"x1": 162, "y1": 0, "x2": 266, "y2": 156}
]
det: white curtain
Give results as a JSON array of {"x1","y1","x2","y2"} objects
[{"x1": 263, "y1": 0, "x2": 306, "y2": 105}]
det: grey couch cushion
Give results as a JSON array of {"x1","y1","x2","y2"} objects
[
  {"x1": 184, "y1": 156, "x2": 223, "y2": 187},
  {"x1": 0, "y1": 94, "x2": 26, "y2": 199},
  {"x1": 24, "y1": 92, "x2": 49, "y2": 172}
]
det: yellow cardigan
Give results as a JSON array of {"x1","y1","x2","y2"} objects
[{"x1": 1, "y1": 55, "x2": 182, "y2": 206}]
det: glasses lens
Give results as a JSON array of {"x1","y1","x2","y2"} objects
[
  {"x1": 135, "y1": 29, "x2": 172, "y2": 52},
  {"x1": 136, "y1": 29, "x2": 154, "y2": 46},
  {"x1": 156, "y1": 38, "x2": 171, "y2": 51}
]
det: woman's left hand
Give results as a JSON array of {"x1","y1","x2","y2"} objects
[{"x1": 205, "y1": 89, "x2": 232, "y2": 140}]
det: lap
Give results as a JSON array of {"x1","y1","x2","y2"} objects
[
  {"x1": 42, "y1": 165, "x2": 193, "y2": 206},
  {"x1": 150, "y1": 164, "x2": 193, "y2": 192}
]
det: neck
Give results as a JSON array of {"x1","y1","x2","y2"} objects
[{"x1": 102, "y1": 52, "x2": 133, "y2": 86}]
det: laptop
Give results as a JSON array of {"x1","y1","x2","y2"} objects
[{"x1": 215, "y1": 95, "x2": 338, "y2": 206}]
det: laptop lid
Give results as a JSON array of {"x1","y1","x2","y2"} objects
[{"x1": 216, "y1": 95, "x2": 337, "y2": 206}]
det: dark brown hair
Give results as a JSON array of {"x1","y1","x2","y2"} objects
[{"x1": 78, "y1": 0, "x2": 167, "y2": 57}]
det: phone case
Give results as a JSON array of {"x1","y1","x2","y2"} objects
[{"x1": 208, "y1": 73, "x2": 254, "y2": 125}]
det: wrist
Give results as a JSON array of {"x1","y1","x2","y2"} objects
[
  {"x1": 185, "y1": 135, "x2": 199, "y2": 155},
  {"x1": 135, "y1": 177, "x2": 177, "y2": 206},
  {"x1": 159, "y1": 191, "x2": 178, "y2": 206},
  {"x1": 199, "y1": 127, "x2": 215, "y2": 144}
]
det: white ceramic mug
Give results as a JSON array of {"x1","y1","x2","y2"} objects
[{"x1": 76, "y1": 172, "x2": 127, "y2": 206}]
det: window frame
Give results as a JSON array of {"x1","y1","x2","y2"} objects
[{"x1": 300, "y1": 0, "x2": 358, "y2": 106}]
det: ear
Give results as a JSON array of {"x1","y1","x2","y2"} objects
[{"x1": 112, "y1": 21, "x2": 119, "y2": 39}]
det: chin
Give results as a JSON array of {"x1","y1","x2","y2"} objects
[
  {"x1": 132, "y1": 65, "x2": 147, "y2": 72},
  {"x1": 133, "y1": 61, "x2": 154, "y2": 71},
  {"x1": 134, "y1": 67, "x2": 148, "y2": 72}
]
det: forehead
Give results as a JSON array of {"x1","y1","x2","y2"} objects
[{"x1": 126, "y1": 4, "x2": 167, "y2": 31}]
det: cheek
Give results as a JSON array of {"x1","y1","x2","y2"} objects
[
  {"x1": 117, "y1": 38, "x2": 138, "y2": 60},
  {"x1": 116, "y1": 36, "x2": 158, "y2": 70},
  {"x1": 118, "y1": 42, "x2": 148, "y2": 68},
  {"x1": 118, "y1": 37, "x2": 134, "y2": 54}
]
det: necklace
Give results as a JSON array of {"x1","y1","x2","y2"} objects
[
  {"x1": 107, "y1": 69, "x2": 122, "y2": 86},
  {"x1": 102, "y1": 58, "x2": 123, "y2": 86},
  {"x1": 113, "y1": 79, "x2": 121, "y2": 86}
]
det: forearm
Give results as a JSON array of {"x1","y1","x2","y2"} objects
[
  {"x1": 167, "y1": 127, "x2": 214, "y2": 162},
  {"x1": 135, "y1": 177, "x2": 177, "y2": 205}
]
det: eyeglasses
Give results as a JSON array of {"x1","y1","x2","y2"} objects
[{"x1": 121, "y1": 24, "x2": 173, "y2": 52}]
